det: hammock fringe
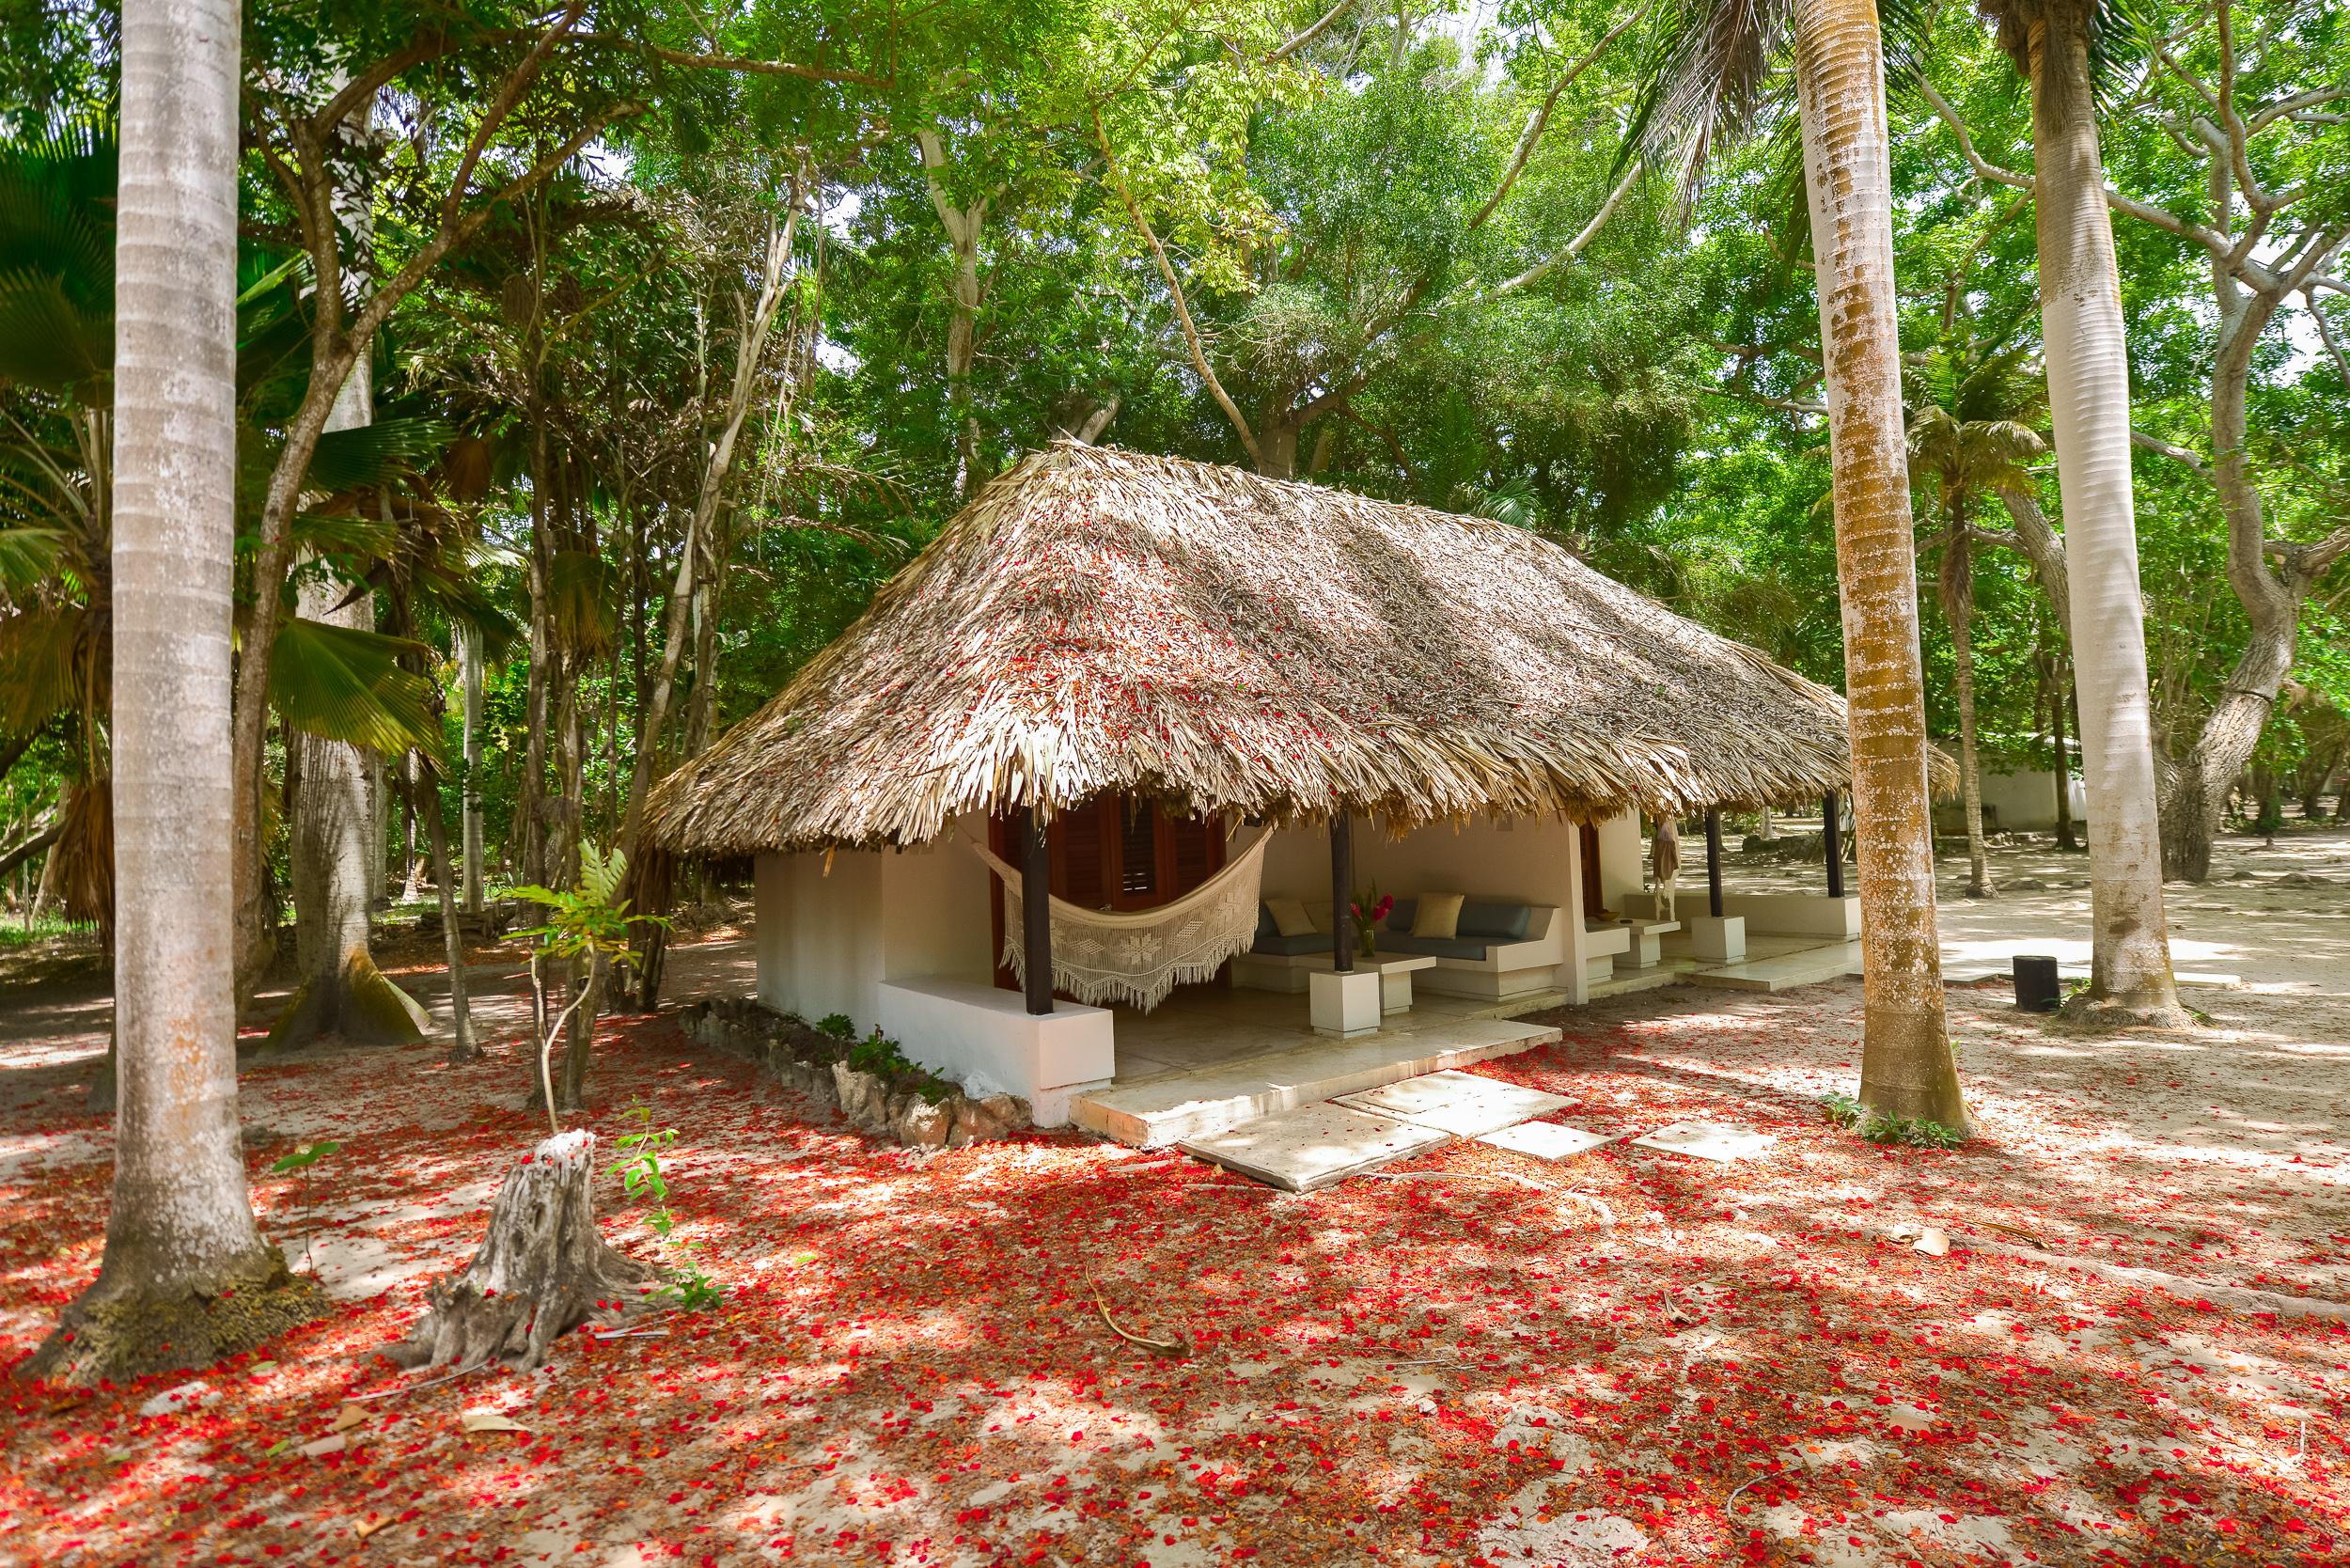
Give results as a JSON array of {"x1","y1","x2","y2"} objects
[{"x1": 966, "y1": 830, "x2": 1272, "y2": 1012}]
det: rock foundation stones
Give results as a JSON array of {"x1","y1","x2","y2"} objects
[{"x1": 677, "y1": 998, "x2": 1030, "y2": 1151}]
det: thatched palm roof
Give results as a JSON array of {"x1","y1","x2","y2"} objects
[{"x1": 648, "y1": 443, "x2": 1899, "y2": 855}]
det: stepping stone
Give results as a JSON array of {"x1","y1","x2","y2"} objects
[
  {"x1": 1629, "y1": 1121, "x2": 1773, "y2": 1163},
  {"x1": 1335, "y1": 1070, "x2": 1574, "y2": 1137},
  {"x1": 1477, "y1": 1121, "x2": 1612, "y2": 1161},
  {"x1": 1180, "y1": 1102, "x2": 1450, "y2": 1192}
]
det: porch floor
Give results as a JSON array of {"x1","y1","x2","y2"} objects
[{"x1": 1070, "y1": 983, "x2": 1562, "y2": 1148}]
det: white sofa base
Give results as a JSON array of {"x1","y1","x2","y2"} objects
[{"x1": 875, "y1": 977, "x2": 1114, "y2": 1127}]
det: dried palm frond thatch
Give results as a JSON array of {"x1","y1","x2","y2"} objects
[{"x1": 648, "y1": 443, "x2": 1926, "y2": 855}]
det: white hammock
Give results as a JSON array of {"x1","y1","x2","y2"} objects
[{"x1": 965, "y1": 827, "x2": 1273, "y2": 1011}]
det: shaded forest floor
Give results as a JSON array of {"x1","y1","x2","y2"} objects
[{"x1": 2, "y1": 831, "x2": 2347, "y2": 1566}]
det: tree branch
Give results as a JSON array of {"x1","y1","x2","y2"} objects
[
  {"x1": 1464, "y1": 8, "x2": 1643, "y2": 235},
  {"x1": 2306, "y1": 288, "x2": 2350, "y2": 387},
  {"x1": 568, "y1": 33, "x2": 892, "y2": 87},
  {"x1": 1490, "y1": 160, "x2": 1643, "y2": 295},
  {"x1": 1093, "y1": 109, "x2": 1261, "y2": 466},
  {"x1": 1270, "y1": 0, "x2": 1361, "y2": 60},
  {"x1": 1915, "y1": 81, "x2": 2031, "y2": 191},
  {"x1": 443, "y1": 1, "x2": 591, "y2": 229},
  {"x1": 2132, "y1": 429, "x2": 2209, "y2": 473}
]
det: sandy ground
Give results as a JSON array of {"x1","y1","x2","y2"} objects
[
  {"x1": 1729, "y1": 821, "x2": 2350, "y2": 996},
  {"x1": 0, "y1": 829, "x2": 2345, "y2": 1566}
]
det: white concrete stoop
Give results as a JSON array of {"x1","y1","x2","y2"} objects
[{"x1": 1068, "y1": 1016, "x2": 1559, "y2": 1150}]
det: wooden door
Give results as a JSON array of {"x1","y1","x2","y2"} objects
[
  {"x1": 991, "y1": 794, "x2": 1228, "y2": 991},
  {"x1": 1578, "y1": 822, "x2": 1605, "y2": 919}
]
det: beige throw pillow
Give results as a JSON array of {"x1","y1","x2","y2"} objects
[
  {"x1": 1265, "y1": 898, "x2": 1316, "y2": 937},
  {"x1": 1411, "y1": 892, "x2": 1465, "y2": 939}
]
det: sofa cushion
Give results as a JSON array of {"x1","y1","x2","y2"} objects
[
  {"x1": 1264, "y1": 897, "x2": 1317, "y2": 937},
  {"x1": 1411, "y1": 892, "x2": 1466, "y2": 939},
  {"x1": 1381, "y1": 932, "x2": 1496, "y2": 962},
  {"x1": 1386, "y1": 898, "x2": 1418, "y2": 933},
  {"x1": 1253, "y1": 931, "x2": 1339, "y2": 957},
  {"x1": 1458, "y1": 901, "x2": 1533, "y2": 941}
]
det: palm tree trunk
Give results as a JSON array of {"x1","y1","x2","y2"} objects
[
  {"x1": 1791, "y1": 0, "x2": 1965, "y2": 1127},
  {"x1": 2020, "y1": 0, "x2": 2186, "y2": 1022},
  {"x1": 36, "y1": 0, "x2": 321, "y2": 1384}
]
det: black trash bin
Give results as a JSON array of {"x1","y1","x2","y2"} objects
[{"x1": 2013, "y1": 954, "x2": 2061, "y2": 1012}]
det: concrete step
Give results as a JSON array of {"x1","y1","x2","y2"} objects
[
  {"x1": 1685, "y1": 944, "x2": 1862, "y2": 993},
  {"x1": 1069, "y1": 1016, "x2": 1560, "y2": 1148}
]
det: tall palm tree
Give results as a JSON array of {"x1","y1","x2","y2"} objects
[
  {"x1": 1634, "y1": 0, "x2": 1964, "y2": 1127},
  {"x1": 1979, "y1": 0, "x2": 2186, "y2": 1025},
  {"x1": 33, "y1": 0, "x2": 321, "y2": 1384},
  {"x1": 1907, "y1": 340, "x2": 2047, "y2": 899}
]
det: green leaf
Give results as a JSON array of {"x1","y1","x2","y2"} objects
[
  {"x1": 270, "y1": 1139, "x2": 341, "y2": 1173},
  {"x1": 269, "y1": 617, "x2": 446, "y2": 762}
]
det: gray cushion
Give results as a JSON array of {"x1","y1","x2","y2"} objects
[
  {"x1": 1386, "y1": 898, "x2": 1417, "y2": 933},
  {"x1": 1380, "y1": 933, "x2": 1496, "y2": 962},
  {"x1": 1459, "y1": 901, "x2": 1532, "y2": 941},
  {"x1": 1253, "y1": 931, "x2": 1340, "y2": 957},
  {"x1": 1255, "y1": 903, "x2": 1277, "y2": 940}
]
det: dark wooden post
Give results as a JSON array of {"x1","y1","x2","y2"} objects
[
  {"x1": 1019, "y1": 805, "x2": 1053, "y2": 1015},
  {"x1": 1330, "y1": 813, "x2": 1355, "y2": 972},
  {"x1": 1822, "y1": 792, "x2": 1845, "y2": 898},
  {"x1": 1704, "y1": 808, "x2": 1725, "y2": 918}
]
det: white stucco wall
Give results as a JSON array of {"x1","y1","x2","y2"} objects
[
  {"x1": 1977, "y1": 768, "x2": 2089, "y2": 833},
  {"x1": 752, "y1": 816, "x2": 994, "y2": 1031},
  {"x1": 1596, "y1": 810, "x2": 1643, "y2": 913}
]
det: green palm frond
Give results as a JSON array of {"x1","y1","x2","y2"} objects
[
  {"x1": 0, "y1": 525, "x2": 67, "y2": 592},
  {"x1": 1455, "y1": 476, "x2": 1543, "y2": 531},
  {"x1": 269, "y1": 615, "x2": 446, "y2": 762},
  {"x1": 0, "y1": 118, "x2": 114, "y2": 298},
  {"x1": 290, "y1": 509, "x2": 400, "y2": 562},
  {"x1": 0, "y1": 604, "x2": 90, "y2": 734},
  {"x1": 0, "y1": 270, "x2": 109, "y2": 393},
  {"x1": 416, "y1": 563, "x2": 522, "y2": 662},
  {"x1": 547, "y1": 546, "x2": 615, "y2": 658},
  {"x1": 306, "y1": 416, "x2": 452, "y2": 494}
]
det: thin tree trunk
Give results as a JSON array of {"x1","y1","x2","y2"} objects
[
  {"x1": 616, "y1": 208, "x2": 798, "y2": 862},
  {"x1": 918, "y1": 131, "x2": 988, "y2": 498},
  {"x1": 414, "y1": 760, "x2": 476, "y2": 1062},
  {"x1": 2021, "y1": 0, "x2": 2186, "y2": 1021},
  {"x1": 460, "y1": 624, "x2": 485, "y2": 913},
  {"x1": 37, "y1": 0, "x2": 321, "y2": 1382},
  {"x1": 1941, "y1": 507, "x2": 1995, "y2": 897},
  {"x1": 1792, "y1": 0, "x2": 1964, "y2": 1127},
  {"x1": 2051, "y1": 650, "x2": 2081, "y2": 851},
  {"x1": 520, "y1": 504, "x2": 551, "y2": 886}
]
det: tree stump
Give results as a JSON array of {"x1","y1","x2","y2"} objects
[{"x1": 389, "y1": 1130, "x2": 657, "y2": 1372}]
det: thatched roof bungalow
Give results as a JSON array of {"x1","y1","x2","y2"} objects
[
  {"x1": 650, "y1": 444, "x2": 1889, "y2": 1139},
  {"x1": 649, "y1": 443, "x2": 1870, "y2": 855}
]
